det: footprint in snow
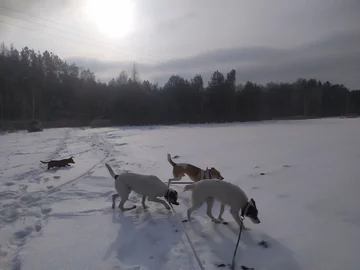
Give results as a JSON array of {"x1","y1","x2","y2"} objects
[
  {"x1": 34, "y1": 222, "x2": 42, "y2": 232},
  {"x1": 13, "y1": 226, "x2": 34, "y2": 240},
  {"x1": 283, "y1": 164, "x2": 291, "y2": 168},
  {"x1": 4, "y1": 182, "x2": 15, "y2": 186},
  {"x1": 41, "y1": 208, "x2": 52, "y2": 215},
  {"x1": 277, "y1": 194, "x2": 289, "y2": 199}
]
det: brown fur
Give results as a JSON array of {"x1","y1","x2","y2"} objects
[
  {"x1": 167, "y1": 153, "x2": 223, "y2": 182},
  {"x1": 40, "y1": 157, "x2": 75, "y2": 170}
]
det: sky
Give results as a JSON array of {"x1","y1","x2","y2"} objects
[{"x1": 0, "y1": 0, "x2": 359, "y2": 89}]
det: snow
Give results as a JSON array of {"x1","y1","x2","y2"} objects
[{"x1": 1, "y1": 118, "x2": 360, "y2": 270}]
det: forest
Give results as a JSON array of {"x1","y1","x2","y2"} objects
[{"x1": 1, "y1": 42, "x2": 359, "y2": 128}]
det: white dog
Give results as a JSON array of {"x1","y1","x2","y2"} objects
[
  {"x1": 183, "y1": 179, "x2": 260, "y2": 227},
  {"x1": 105, "y1": 163, "x2": 179, "y2": 211}
]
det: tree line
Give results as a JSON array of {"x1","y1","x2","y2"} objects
[{"x1": 1, "y1": 42, "x2": 359, "y2": 127}]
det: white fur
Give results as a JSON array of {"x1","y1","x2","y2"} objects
[
  {"x1": 105, "y1": 163, "x2": 171, "y2": 211},
  {"x1": 184, "y1": 179, "x2": 251, "y2": 227}
]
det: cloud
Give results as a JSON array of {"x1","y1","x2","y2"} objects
[
  {"x1": 66, "y1": 29, "x2": 360, "y2": 89},
  {"x1": 153, "y1": 12, "x2": 196, "y2": 33},
  {"x1": 0, "y1": 0, "x2": 78, "y2": 38}
]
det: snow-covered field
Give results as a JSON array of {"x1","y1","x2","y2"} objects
[{"x1": 1, "y1": 118, "x2": 360, "y2": 270}]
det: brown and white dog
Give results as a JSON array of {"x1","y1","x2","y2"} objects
[{"x1": 167, "y1": 153, "x2": 224, "y2": 182}]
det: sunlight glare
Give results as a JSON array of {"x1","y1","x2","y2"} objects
[{"x1": 83, "y1": 0, "x2": 135, "y2": 39}]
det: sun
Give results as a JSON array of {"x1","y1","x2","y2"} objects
[{"x1": 83, "y1": 0, "x2": 135, "y2": 39}]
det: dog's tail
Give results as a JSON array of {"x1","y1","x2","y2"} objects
[
  {"x1": 183, "y1": 183, "x2": 196, "y2": 192},
  {"x1": 40, "y1": 160, "x2": 48, "y2": 164},
  {"x1": 105, "y1": 163, "x2": 117, "y2": 179},
  {"x1": 167, "y1": 153, "x2": 177, "y2": 167}
]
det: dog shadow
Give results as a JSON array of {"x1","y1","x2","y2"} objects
[
  {"x1": 187, "y1": 217, "x2": 301, "y2": 270},
  {"x1": 42, "y1": 165, "x2": 74, "y2": 173},
  {"x1": 103, "y1": 207, "x2": 183, "y2": 270}
]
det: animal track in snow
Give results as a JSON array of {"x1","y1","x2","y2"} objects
[
  {"x1": 4, "y1": 182, "x2": 15, "y2": 186},
  {"x1": 13, "y1": 226, "x2": 33, "y2": 242}
]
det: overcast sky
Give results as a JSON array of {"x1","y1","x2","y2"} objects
[{"x1": 0, "y1": 0, "x2": 359, "y2": 89}]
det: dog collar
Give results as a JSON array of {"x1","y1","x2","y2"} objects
[
  {"x1": 203, "y1": 169, "x2": 211, "y2": 179},
  {"x1": 241, "y1": 201, "x2": 250, "y2": 217}
]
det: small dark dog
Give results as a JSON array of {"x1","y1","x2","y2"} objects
[{"x1": 40, "y1": 157, "x2": 75, "y2": 170}]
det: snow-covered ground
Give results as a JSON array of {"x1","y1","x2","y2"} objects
[{"x1": 1, "y1": 118, "x2": 360, "y2": 270}]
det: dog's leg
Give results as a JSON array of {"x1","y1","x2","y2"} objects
[
  {"x1": 148, "y1": 197, "x2": 171, "y2": 210},
  {"x1": 206, "y1": 197, "x2": 220, "y2": 223},
  {"x1": 118, "y1": 189, "x2": 136, "y2": 211},
  {"x1": 142, "y1": 196, "x2": 148, "y2": 209},
  {"x1": 218, "y1": 203, "x2": 225, "y2": 221},
  {"x1": 230, "y1": 208, "x2": 248, "y2": 230},
  {"x1": 118, "y1": 198, "x2": 136, "y2": 211},
  {"x1": 169, "y1": 176, "x2": 182, "y2": 182},
  {"x1": 112, "y1": 194, "x2": 119, "y2": 209},
  {"x1": 186, "y1": 201, "x2": 204, "y2": 221}
]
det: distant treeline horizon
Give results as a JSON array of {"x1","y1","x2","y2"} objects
[{"x1": 1, "y1": 42, "x2": 359, "y2": 127}]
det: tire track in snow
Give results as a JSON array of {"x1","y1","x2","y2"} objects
[
  {"x1": 46, "y1": 133, "x2": 111, "y2": 194},
  {"x1": 0, "y1": 131, "x2": 115, "y2": 270},
  {"x1": 0, "y1": 129, "x2": 72, "y2": 226},
  {"x1": 8, "y1": 129, "x2": 71, "y2": 185},
  {"x1": 0, "y1": 129, "x2": 71, "y2": 270},
  {"x1": 0, "y1": 131, "x2": 112, "y2": 226},
  {"x1": 15, "y1": 132, "x2": 112, "y2": 211}
]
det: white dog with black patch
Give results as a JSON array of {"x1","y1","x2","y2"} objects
[
  {"x1": 183, "y1": 179, "x2": 260, "y2": 228},
  {"x1": 105, "y1": 163, "x2": 179, "y2": 211}
]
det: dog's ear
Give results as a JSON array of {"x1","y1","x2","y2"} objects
[
  {"x1": 251, "y1": 198, "x2": 256, "y2": 207},
  {"x1": 70, "y1": 156, "x2": 73, "y2": 159}
]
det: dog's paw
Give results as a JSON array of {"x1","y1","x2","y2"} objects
[
  {"x1": 258, "y1": 240, "x2": 269, "y2": 248},
  {"x1": 217, "y1": 217, "x2": 224, "y2": 221},
  {"x1": 182, "y1": 219, "x2": 189, "y2": 223},
  {"x1": 166, "y1": 206, "x2": 171, "y2": 210},
  {"x1": 211, "y1": 219, "x2": 221, "y2": 224}
]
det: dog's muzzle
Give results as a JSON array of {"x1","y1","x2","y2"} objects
[{"x1": 249, "y1": 217, "x2": 260, "y2": 224}]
